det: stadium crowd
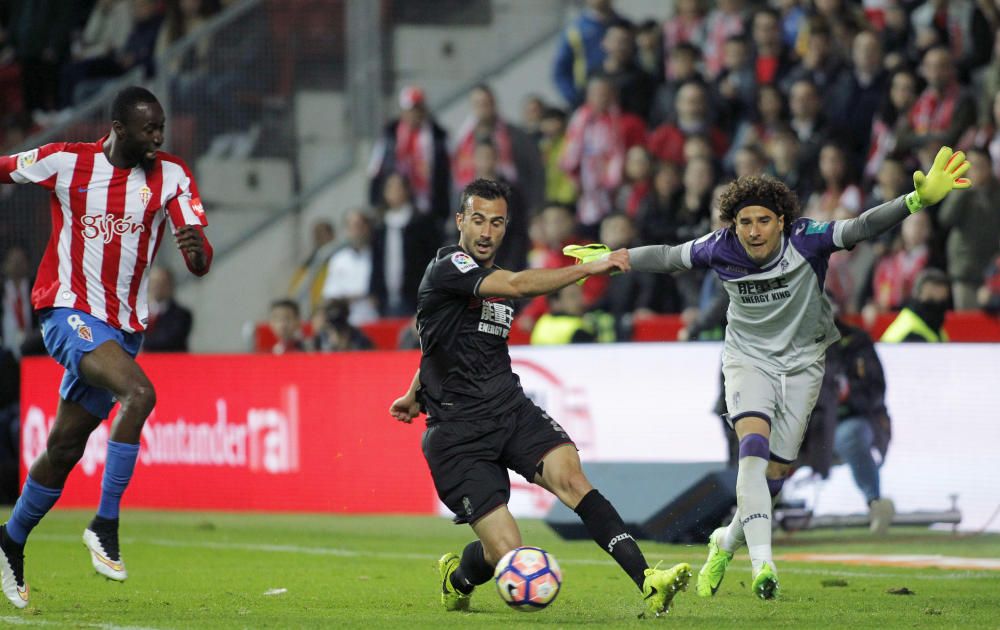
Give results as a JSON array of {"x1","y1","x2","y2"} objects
[
  {"x1": 274, "y1": 0, "x2": 1000, "y2": 352},
  {"x1": 0, "y1": 0, "x2": 228, "y2": 149}
]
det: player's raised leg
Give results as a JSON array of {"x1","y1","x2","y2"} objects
[
  {"x1": 1, "y1": 398, "x2": 103, "y2": 608},
  {"x1": 77, "y1": 340, "x2": 156, "y2": 582},
  {"x1": 535, "y1": 445, "x2": 691, "y2": 617}
]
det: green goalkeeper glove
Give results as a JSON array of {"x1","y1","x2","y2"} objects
[
  {"x1": 906, "y1": 146, "x2": 972, "y2": 212},
  {"x1": 563, "y1": 243, "x2": 615, "y2": 285}
]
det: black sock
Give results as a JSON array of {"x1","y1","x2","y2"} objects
[
  {"x1": 574, "y1": 489, "x2": 648, "y2": 590},
  {"x1": 450, "y1": 540, "x2": 493, "y2": 595}
]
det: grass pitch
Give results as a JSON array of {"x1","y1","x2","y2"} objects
[{"x1": 4, "y1": 510, "x2": 998, "y2": 628}]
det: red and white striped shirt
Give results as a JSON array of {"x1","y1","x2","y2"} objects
[{"x1": 0, "y1": 137, "x2": 211, "y2": 333}]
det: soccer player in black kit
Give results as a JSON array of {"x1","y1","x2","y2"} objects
[{"x1": 389, "y1": 179, "x2": 692, "y2": 617}]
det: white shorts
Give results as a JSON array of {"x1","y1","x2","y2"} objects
[{"x1": 721, "y1": 352, "x2": 825, "y2": 463}]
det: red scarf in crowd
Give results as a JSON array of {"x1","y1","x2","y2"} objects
[
  {"x1": 451, "y1": 116, "x2": 517, "y2": 189},
  {"x1": 909, "y1": 83, "x2": 959, "y2": 135},
  {"x1": 394, "y1": 121, "x2": 433, "y2": 209},
  {"x1": 560, "y1": 104, "x2": 626, "y2": 224}
]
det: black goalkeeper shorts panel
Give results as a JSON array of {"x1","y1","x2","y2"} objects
[{"x1": 421, "y1": 396, "x2": 576, "y2": 524}]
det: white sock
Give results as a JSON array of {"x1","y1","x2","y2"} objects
[
  {"x1": 736, "y1": 455, "x2": 774, "y2": 575},
  {"x1": 721, "y1": 511, "x2": 745, "y2": 553}
]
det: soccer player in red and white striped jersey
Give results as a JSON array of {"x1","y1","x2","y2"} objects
[{"x1": 0, "y1": 86, "x2": 213, "y2": 608}]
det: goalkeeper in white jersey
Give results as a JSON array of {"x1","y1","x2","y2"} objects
[{"x1": 568, "y1": 146, "x2": 971, "y2": 600}]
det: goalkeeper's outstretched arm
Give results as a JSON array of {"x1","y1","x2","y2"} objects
[
  {"x1": 837, "y1": 146, "x2": 971, "y2": 249},
  {"x1": 627, "y1": 242, "x2": 692, "y2": 274}
]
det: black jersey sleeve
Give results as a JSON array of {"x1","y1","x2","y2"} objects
[{"x1": 429, "y1": 249, "x2": 496, "y2": 297}]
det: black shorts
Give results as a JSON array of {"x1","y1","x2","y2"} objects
[{"x1": 421, "y1": 397, "x2": 576, "y2": 525}]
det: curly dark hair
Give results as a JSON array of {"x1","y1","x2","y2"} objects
[{"x1": 717, "y1": 175, "x2": 800, "y2": 235}]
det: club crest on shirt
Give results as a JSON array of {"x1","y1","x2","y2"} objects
[
  {"x1": 139, "y1": 185, "x2": 152, "y2": 209},
  {"x1": 16, "y1": 149, "x2": 38, "y2": 170},
  {"x1": 451, "y1": 251, "x2": 478, "y2": 273}
]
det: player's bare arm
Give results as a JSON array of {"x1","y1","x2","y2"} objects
[
  {"x1": 477, "y1": 249, "x2": 630, "y2": 299},
  {"x1": 175, "y1": 225, "x2": 211, "y2": 275},
  {"x1": 390, "y1": 369, "x2": 422, "y2": 424}
]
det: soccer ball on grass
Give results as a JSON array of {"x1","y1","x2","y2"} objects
[{"x1": 493, "y1": 546, "x2": 562, "y2": 611}]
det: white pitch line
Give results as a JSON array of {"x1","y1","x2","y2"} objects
[
  {"x1": 32, "y1": 533, "x2": 999, "y2": 580},
  {"x1": 0, "y1": 616, "x2": 161, "y2": 630}
]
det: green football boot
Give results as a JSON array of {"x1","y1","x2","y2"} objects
[
  {"x1": 751, "y1": 562, "x2": 779, "y2": 600},
  {"x1": 696, "y1": 527, "x2": 734, "y2": 597},
  {"x1": 640, "y1": 561, "x2": 692, "y2": 618},
  {"x1": 438, "y1": 552, "x2": 471, "y2": 611}
]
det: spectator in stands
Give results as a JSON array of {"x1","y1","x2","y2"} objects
[
  {"x1": 826, "y1": 30, "x2": 889, "y2": 161},
  {"x1": 552, "y1": 0, "x2": 628, "y2": 108},
  {"x1": 469, "y1": 139, "x2": 529, "y2": 270},
  {"x1": 702, "y1": 0, "x2": 749, "y2": 78},
  {"x1": 732, "y1": 143, "x2": 768, "y2": 179},
  {"x1": 370, "y1": 173, "x2": 441, "y2": 317},
  {"x1": 975, "y1": 32, "x2": 1000, "y2": 137},
  {"x1": 322, "y1": 209, "x2": 377, "y2": 326},
  {"x1": 309, "y1": 298, "x2": 374, "y2": 352},
  {"x1": 881, "y1": 267, "x2": 951, "y2": 341},
  {"x1": 810, "y1": 316, "x2": 895, "y2": 534},
  {"x1": 267, "y1": 299, "x2": 305, "y2": 354},
  {"x1": 590, "y1": 213, "x2": 678, "y2": 339},
  {"x1": 865, "y1": 68, "x2": 921, "y2": 181},
  {"x1": 938, "y1": 147, "x2": 1000, "y2": 309},
  {"x1": 62, "y1": 0, "x2": 164, "y2": 105},
  {"x1": 143, "y1": 267, "x2": 193, "y2": 352},
  {"x1": 560, "y1": 75, "x2": 646, "y2": 235},
  {"x1": 538, "y1": 107, "x2": 577, "y2": 206},
  {"x1": 0, "y1": 246, "x2": 34, "y2": 358},
  {"x1": 648, "y1": 81, "x2": 728, "y2": 165},
  {"x1": 775, "y1": 0, "x2": 806, "y2": 49},
  {"x1": 649, "y1": 42, "x2": 704, "y2": 126},
  {"x1": 634, "y1": 19, "x2": 663, "y2": 80},
  {"x1": 910, "y1": 0, "x2": 993, "y2": 79},
  {"x1": 781, "y1": 18, "x2": 845, "y2": 96},
  {"x1": 61, "y1": 0, "x2": 133, "y2": 108},
  {"x1": 979, "y1": 245, "x2": 1000, "y2": 313},
  {"x1": 879, "y1": 2, "x2": 912, "y2": 69},
  {"x1": 712, "y1": 35, "x2": 757, "y2": 132},
  {"x1": 288, "y1": 220, "x2": 339, "y2": 319},
  {"x1": 614, "y1": 145, "x2": 653, "y2": 217},
  {"x1": 368, "y1": 86, "x2": 451, "y2": 222},
  {"x1": 663, "y1": 0, "x2": 707, "y2": 52},
  {"x1": 154, "y1": 0, "x2": 220, "y2": 75},
  {"x1": 675, "y1": 156, "x2": 715, "y2": 244},
  {"x1": 804, "y1": 141, "x2": 864, "y2": 221},
  {"x1": 594, "y1": 22, "x2": 656, "y2": 119},
  {"x1": 897, "y1": 46, "x2": 976, "y2": 153},
  {"x1": 530, "y1": 283, "x2": 596, "y2": 345},
  {"x1": 750, "y1": 7, "x2": 796, "y2": 86},
  {"x1": 520, "y1": 93, "x2": 546, "y2": 143},
  {"x1": 725, "y1": 83, "x2": 787, "y2": 172},
  {"x1": 788, "y1": 78, "x2": 830, "y2": 172},
  {"x1": 869, "y1": 211, "x2": 932, "y2": 313},
  {"x1": 7, "y1": 0, "x2": 75, "y2": 117},
  {"x1": 678, "y1": 187, "x2": 732, "y2": 343},
  {"x1": 451, "y1": 84, "x2": 543, "y2": 212},
  {"x1": 635, "y1": 161, "x2": 682, "y2": 245},
  {"x1": 967, "y1": 91, "x2": 1000, "y2": 178},
  {"x1": 766, "y1": 127, "x2": 811, "y2": 200},
  {"x1": 810, "y1": 0, "x2": 868, "y2": 54}
]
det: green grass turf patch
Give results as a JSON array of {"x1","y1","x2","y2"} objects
[{"x1": 2, "y1": 510, "x2": 997, "y2": 628}]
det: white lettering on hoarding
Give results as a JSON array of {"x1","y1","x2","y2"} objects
[{"x1": 21, "y1": 386, "x2": 301, "y2": 476}]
